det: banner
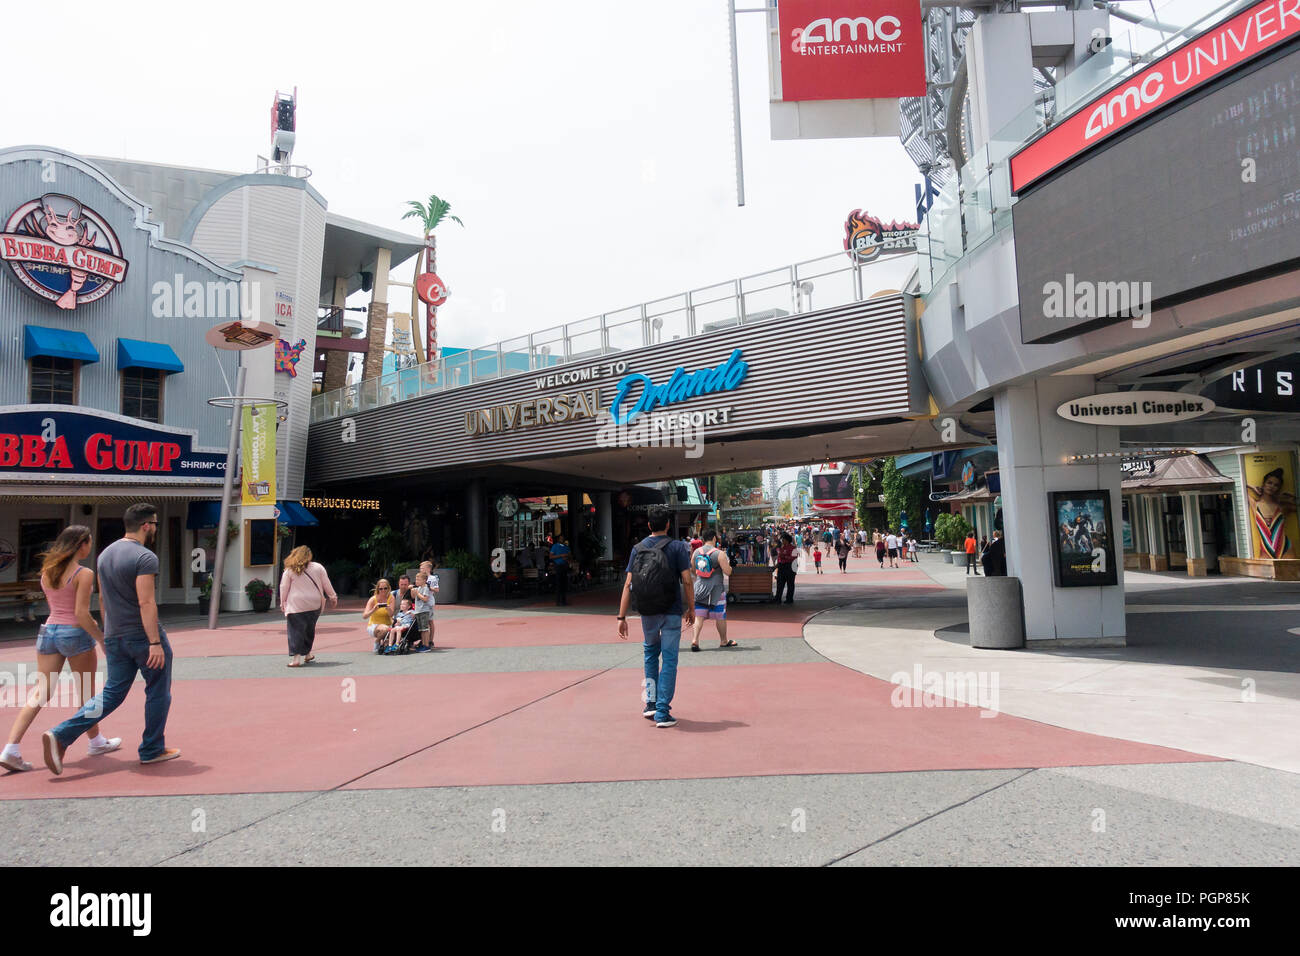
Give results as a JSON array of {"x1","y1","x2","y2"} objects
[
  {"x1": 777, "y1": 0, "x2": 926, "y2": 101},
  {"x1": 1243, "y1": 452, "x2": 1299, "y2": 559},
  {"x1": 241, "y1": 404, "x2": 277, "y2": 505}
]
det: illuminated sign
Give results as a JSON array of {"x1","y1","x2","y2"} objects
[
  {"x1": 1057, "y1": 392, "x2": 1216, "y2": 425},
  {"x1": 1, "y1": 194, "x2": 128, "y2": 310},
  {"x1": 0, "y1": 408, "x2": 225, "y2": 479},
  {"x1": 300, "y1": 496, "x2": 381, "y2": 512},
  {"x1": 777, "y1": 0, "x2": 926, "y2": 101},
  {"x1": 844, "y1": 209, "x2": 918, "y2": 263},
  {"x1": 1011, "y1": 0, "x2": 1300, "y2": 192},
  {"x1": 610, "y1": 349, "x2": 749, "y2": 424}
]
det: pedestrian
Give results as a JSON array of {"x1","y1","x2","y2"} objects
[
  {"x1": 689, "y1": 530, "x2": 737, "y2": 650},
  {"x1": 982, "y1": 530, "x2": 1007, "y2": 576},
  {"x1": 875, "y1": 534, "x2": 886, "y2": 568},
  {"x1": 364, "y1": 579, "x2": 396, "y2": 653},
  {"x1": 813, "y1": 545, "x2": 823, "y2": 573},
  {"x1": 394, "y1": 573, "x2": 414, "y2": 609},
  {"x1": 1, "y1": 525, "x2": 120, "y2": 773},
  {"x1": 835, "y1": 534, "x2": 851, "y2": 572},
  {"x1": 965, "y1": 531, "x2": 980, "y2": 575},
  {"x1": 908, "y1": 535, "x2": 919, "y2": 563},
  {"x1": 774, "y1": 532, "x2": 797, "y2": 604},
  {"x1": 280, "y1": 545, "x2": 338, "y2": 667},
  {"x1": 617, "y1": 507, "x2": 694, "y2": 728},
  {"x1": 412, "y1": 568, "x2": 436, "y2": 650},
  {"x1": 550, "y1": 534, "x2": 572, "y2": 606},
  {"x1": 41, "y1": 503, "x2": 179, "y2": 774}
]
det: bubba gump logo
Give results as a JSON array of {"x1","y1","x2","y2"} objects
[
  {"x1": 843, "y1": 209, "x2": 919, "y2": 264},
  {"x1": 1, "y1": 194, "x2": 128, "y2": 310}
]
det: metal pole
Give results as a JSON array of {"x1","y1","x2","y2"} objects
[
  {"x1": 208, "y1": 365, "x2": 247, "y2": 630},
  {"x1": 727, "y1": 0, "x2": 746, "y2": 207}
]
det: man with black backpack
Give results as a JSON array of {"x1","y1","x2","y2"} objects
[{"x1": 616, "y1": 507, "x2": 695, "y2": 728}]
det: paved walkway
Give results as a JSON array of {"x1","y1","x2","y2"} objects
[{"x1": 0, "y1": 552, "x2": 1296, "y2": 866}]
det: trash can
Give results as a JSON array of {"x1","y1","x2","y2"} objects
[{"x1": 967, "y1": 576, "x2": 1026, "y2": 649}]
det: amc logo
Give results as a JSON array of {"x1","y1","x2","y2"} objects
[{"x1": 796, "y1": 15, "x2": 903, "y2": 46}]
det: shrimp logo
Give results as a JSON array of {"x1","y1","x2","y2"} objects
[
  {"x1": 843, "y1": 209, "x2": 919, "y2": 264},
  {"x1": 1, "y1": 195, "x2": 128, "y2": 310}
]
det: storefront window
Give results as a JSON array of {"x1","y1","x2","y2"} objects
[
  {"x1": 18, "y1": 519, "x2": 62, "y2": 577},
  {"x1": 29, "y1": 357, "x2": 77, "y2": 405},
  {"x1": 122, "y1": 368, "x2": 164, "y2": 423}
]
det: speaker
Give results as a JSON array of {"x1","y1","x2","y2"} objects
[{"x1": 360, "y1": 271, "x2": 373, "y2": 293}]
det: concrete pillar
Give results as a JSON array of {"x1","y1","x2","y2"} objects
[
  {"x1": 994, "y1": 375, "x2": 1125, "y2": 644},
  {"x1": 466, "y1": 478, "x2": 486, "y2": 557},
  {"x1": 1146, "y1": 495, "x2": 1166, "y2": 569},
  {"x1": 362, "y1": 247, "x2": 392, "y2": 382},
  {"x1": 322, "y1": 275, "x2": 350, "y2": 392},
  {"x1": 596, "y1": 491, "x2": 613, "y2": 559}
]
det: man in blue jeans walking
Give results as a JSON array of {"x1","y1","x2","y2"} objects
[
  {"x1": 617, "y1": 507, "x2": 694, "y2": 728},
  {"x1": 43, "y1": 502, "x2": 181, "y2": 773}
]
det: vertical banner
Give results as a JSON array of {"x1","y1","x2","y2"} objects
[
  {"x1": 1243, "y1": 452, "x2": 1299, "y2": 559},
  {"x1": 241, "y1": 404, "x2": 277, "y2": 505}
]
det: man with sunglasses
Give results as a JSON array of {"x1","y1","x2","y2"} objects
[{"x1": 43, "y1": 503, "x2": 180, "y2": 773}]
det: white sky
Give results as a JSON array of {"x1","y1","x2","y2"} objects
[{"x1": 4, "y1": 0, "x2": 921, "y2": 348}]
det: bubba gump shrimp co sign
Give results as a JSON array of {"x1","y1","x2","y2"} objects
[{"x1": 1, "y1": 194, "x2": 128, "y2": 310}]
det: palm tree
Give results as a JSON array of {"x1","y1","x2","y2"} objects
[{"x1": 402, "y1": 194, "x2": 464, "y2": 363}]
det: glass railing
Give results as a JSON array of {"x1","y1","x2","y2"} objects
[
  {"x1": 310, "y1": 246, "x2": 910, "y2": 423},
  {"x1": 917, "y1": 0, "x2": 1255, "y2": 295}
]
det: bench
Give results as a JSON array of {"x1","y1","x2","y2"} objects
[{"x1": 0, "y1": 581, "x2": 44, "y2": 620}]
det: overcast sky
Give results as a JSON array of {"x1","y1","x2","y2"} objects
[{"x1": 4, "y1": 0, "x2": 920, "y2": 347}]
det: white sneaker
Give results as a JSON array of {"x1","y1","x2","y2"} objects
[
  {"x1": 0, "y1": 752, "x2": 33, "y2": 772},
  {"x1": 87, "y1": 737, "x2": 122, "y2": 756}
]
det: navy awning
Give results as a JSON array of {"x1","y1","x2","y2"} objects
[
  {"x1": 185, "y1": 500, "x2": 222, "y2": 530},
  {"x1": 118, "y1": 338, "x2": 184, "y2": 374},
  {"x1": 23, "y1": 325, "x2": 100, "y2": 364},
  {"x1": 277, "y1": 500, "x2": 318, "y2": 527}
]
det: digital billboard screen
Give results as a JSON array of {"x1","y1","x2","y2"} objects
[{"x1": 1014, "y1": 44, "x2": 1300, "y2": 344}]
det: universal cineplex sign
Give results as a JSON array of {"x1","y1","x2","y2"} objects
[{"x1": 464, "y1": 350, "x2": 750, "y2": 435}]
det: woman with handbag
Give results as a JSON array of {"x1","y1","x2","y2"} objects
[{"x1": 279, "y1": 546, "x2": 338, "y2": 668}]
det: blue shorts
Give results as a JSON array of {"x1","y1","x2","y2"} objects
[
  {"x1": 694, "y1": 603, "x2": 726, "y2": 620},
  {"x1": 36, "y1": 623, "x2": 96, "y2": 657}
]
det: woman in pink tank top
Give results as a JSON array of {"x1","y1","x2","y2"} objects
[{"x1": 0, "y1": 525, "x2": 121, "y2": 772}]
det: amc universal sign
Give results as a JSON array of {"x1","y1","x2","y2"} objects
[
  {"x1": 1, "y1": 195, "x2": 128, "y2": 310},
  {"x1": 1011, "y1": 0, "x2": 1300, "y2": 191},
  {"x1": 777, "y1": 0, "x2": 926, "y2": 101},
  {"x1": 1057, "y1": 392, "x2": 1216, "y2": 427}
]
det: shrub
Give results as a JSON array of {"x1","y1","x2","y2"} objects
[{"x1": 245, "y1": 578, "x2": 273, "y2": 601}]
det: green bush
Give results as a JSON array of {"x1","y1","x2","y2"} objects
[
  {"x1": 933, "y1": 513, "x2": 973, "y2": 549},
  {"x1": 359, "y1": 525, "x2": 405, "y2": 585},
  {"x1": 442, "y1": 548, "x2": 491, "y2": 584}
]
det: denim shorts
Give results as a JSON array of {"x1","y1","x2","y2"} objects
[{"x1": 36, "y1": 623, "x2": 96, "y2": 657}]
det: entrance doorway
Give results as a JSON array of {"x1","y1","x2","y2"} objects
[
  {"x1": 1200, "y1": 494, "x2": 1238, "y2": 574},
  {"x1": 1161, "y1": 497, "x2": 1186, "y2": 571}
]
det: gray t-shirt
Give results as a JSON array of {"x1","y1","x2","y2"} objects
[
  {"x1": 692, "y1": 546, "x2": 727, "y2": 606},
  {"x1": 97, "y1": 538, "x2": 158, "y2": 637}
]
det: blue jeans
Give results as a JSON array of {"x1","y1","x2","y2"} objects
[
  {"x1": 641, "y1": 614, "x2": 682, "y2": 721},
  {"x1": 51, "y1": 628, "x2": 173, "y2": 761},
  {"x1": 36, "y1": 623, "x2": 96, "y2": 657}
]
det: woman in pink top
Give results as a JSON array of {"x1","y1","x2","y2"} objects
[
  {"x1": 0, "y1": 525, "x2": 120, "y2": 772},
  {"x1": 280, "y1": 546, "x2": 338, "y2": 668}
]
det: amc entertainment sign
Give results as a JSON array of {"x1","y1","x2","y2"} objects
[
  {"x1": 0, "y1": 408, "x2": 226, "y2": 480},
  {"x1": 1011, "y1": 0, "x2": 1300, "y2": 192},
  {"x1": 777, "y1": 0, "x2": 926, "y2": 101}
]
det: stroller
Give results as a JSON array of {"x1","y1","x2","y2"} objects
[{"x1": 379, "y1": 619, "x2": 421, "y2": 656}]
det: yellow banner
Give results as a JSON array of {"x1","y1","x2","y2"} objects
[
  {"x1": 241, "y1": 403, "x2": 277, "y2": 505},
  {"x1": 1244, "y1": 451, "x2": 1299, "y2": 559}
]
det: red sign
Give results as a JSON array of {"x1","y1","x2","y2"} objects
[
  {"x1": 1, "y1": 195, "x2": 127, "y2": 310},
  {"x1": 416, "y1": 272, "x2": 448, "y2": 308},
  {"x1": 777, "y1": 0, "x2": 926, "y2": 101},
  {"x1": 1011, "y1": 0, "x2": 1300, "y2": 192}
]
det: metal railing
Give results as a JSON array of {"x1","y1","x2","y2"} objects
[{"x1": 309, "y1": 247, "x2": 911, "y2": 424}]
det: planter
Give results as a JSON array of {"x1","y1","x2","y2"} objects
[
  {"x1": 951, "y1": 551, "x2": 966, "y2": 567},
  {"x1": 461, "y1": 579, "x2": 478, "y2": 602},
  {"x1": 942, "y1": 551, "x2": 954, "y2": 564},
  {"x1": 433, "y1": 568, "x2": 459, "y2": 605},
  {"x1": 198, "y1": 596, "x2": 210, "y2": 615},
  {"x1": 250, "y1": 595, "x2": 272, "y2": 613},
  {"x1": 337, "y1": 575, "x2": 355, "y2": 596}
]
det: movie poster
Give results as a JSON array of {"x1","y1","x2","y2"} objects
[
  {"x1": 1243, "y1": 452, "x2": 1299, "y2": 559},
  {"x1": 1050, "y1": 491, "x2": 1118, "y2": 587}
]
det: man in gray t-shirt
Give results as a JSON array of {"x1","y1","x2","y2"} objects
[
  {"x1": 44, "y1": 502, "x2": 181, "y2": 774},
  {"x1": 689, "y1": 530, "x2": 736, "y2": 651}
]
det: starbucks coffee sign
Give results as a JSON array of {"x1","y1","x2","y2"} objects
[{"x1": 1057, "y1": 391, "x2": 1215, "y2": 426}]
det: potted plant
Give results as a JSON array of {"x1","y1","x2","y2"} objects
[
  {"x1": 245, "y1": 578, "x2": 273, "y2": 613},
  {"x1": 327, "y1": 559, "x2": 360, "y2": 597},
  {"x1": 359, "y1": 524, "x2": 405, "y2": 591},
  {"x1": 198, "y1": 574, "x2": 213, "y2": 615},
  {"x1": 442, "y1": 549, "x2": 489, "y2": 602}
]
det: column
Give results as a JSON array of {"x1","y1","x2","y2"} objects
[
  {"x1": 1182, "y1": 491, "x2": 1205, "y2": 575},
  {"x1": 466, "y1": 478, "x2": 486, "y2": 557},
  {"x1": 994, "y1": 375, "x2": 1125, "y2": 644},
  {"x1": 1147, "y1": 496, "x2": 1167, "y2": 571},
  {"x1": 596, "y1": 491, "x2": 614, "y2": 559},
  {"x1": 321, "y1": 275, "x2": 350, "y2": 393},
  {"x1": 362, "y1": 246, "x2": 392, "y2": 382}
]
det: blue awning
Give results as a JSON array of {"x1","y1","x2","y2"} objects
[
  {"x1": 277, "y1": 500, "x2": 318, "y2": 527},
  {"x1": 118, "y1": 338, "x2": 184, "y2": 374},
  {"x1": 23, "y1": 325, "x2": 99, "y2": 364},
  {"x1": 185, "y1": 500, "x2": 222, "y2": 530}
]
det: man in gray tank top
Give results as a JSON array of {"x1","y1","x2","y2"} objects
[
  {"x1": 43, "y1": 503, "x2": 180, "y2": 773},
  {"x1": 690, "y1": 530, "x2": 737, "y2": 651}
]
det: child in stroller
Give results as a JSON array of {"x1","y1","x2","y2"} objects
[{"x1": 382, "y1": 598, "x2": 420, "y2": 655}]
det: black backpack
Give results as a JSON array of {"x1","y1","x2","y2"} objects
[{"x1": 629, "y1": 537, "x2": 678, "y2": 615}]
